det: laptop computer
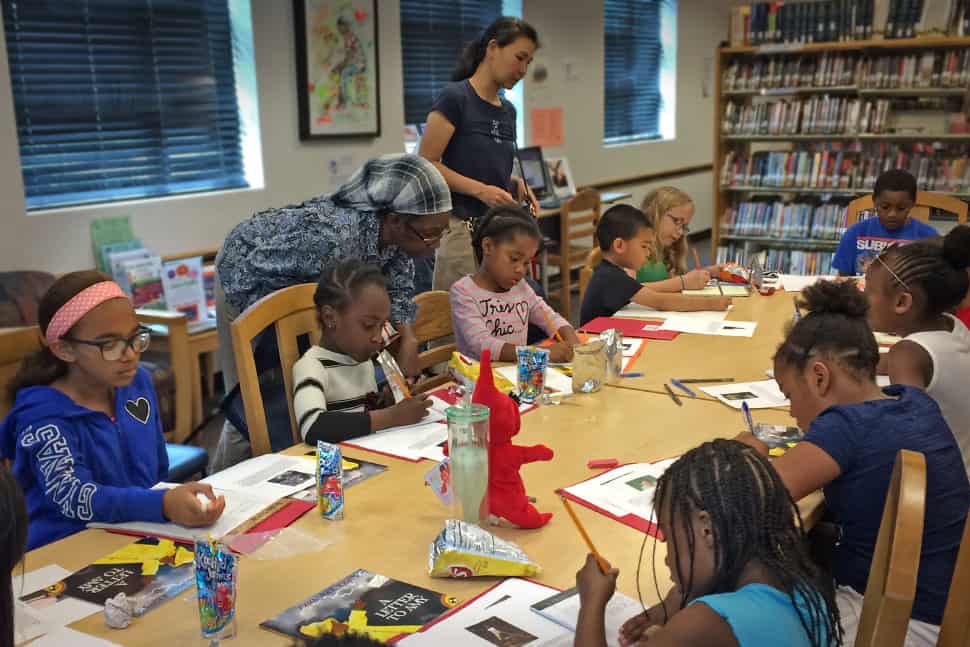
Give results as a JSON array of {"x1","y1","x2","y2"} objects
[{"x1": 516, "y1": 146, "x2": 561, "y2": 209}]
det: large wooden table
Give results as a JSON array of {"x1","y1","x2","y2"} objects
[{"x1": 22, "y1": 292, "x2": 818, "y2": 646}]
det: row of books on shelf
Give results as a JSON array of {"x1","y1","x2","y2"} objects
[
  {"x1": 721, "y1": 201, "x2": 848, "y2": 239},
  {"x1": 720, "y1": 144, "x2": 970, "y2": 192},
  {"x1": 717, "y1": 242, "x2": 837, "y2": 275},
  {"x1": 729, "y1": 0, "x2": 970, "y2": 47},
  {"x1": 723, "y1": 50, "x2": 970, "y2": 91},
  {"x1": 722, "y1": 96, "x2": 892, "y2": 135}
]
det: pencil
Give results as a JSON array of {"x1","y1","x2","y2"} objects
[
  {"x1": 670, "y1": 378, "x2": 697, "y2": 398},
  {"x1": 664, "y1": 383, "x2": 683, "y2": 406},
  {"x1": 561, "y1": 497, "x2": 611, "y2": 573},
  {"x1": 676, "y1": 377, "x2": 735, "y2": 384},
  {"x1": 691, "y1": 246, "x2": 702, "y2": 270},
  {"x1": 541, "y1": 308, "x2": 565, "y2": 343}
]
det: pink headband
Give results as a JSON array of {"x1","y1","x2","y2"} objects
[{"x1": 45, "y1": 281, "x2": 129, "y2": 344}]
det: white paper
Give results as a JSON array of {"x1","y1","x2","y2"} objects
[
  {"x1": 344, "y1": 421, "x2": 448, "y2": 461},
  {"x1": 533, "y1": 589, "x2": 644, "y2": 647},
  {"x1": 201, "y1": 454, "x2": 316, "y2": 499},
  {"x1": 374, "y1": 396, "x2": 448, "y2": 434},
  {"x1": 779, "y1": 274, "x2": 837, "y2": 292},
  {"x1": 615, "y1": 303, "x2": 732, "y2": 323},
  {"x1": 12, "y1": 565, "x2": 101, "y2": 643},
  {"x1": 495, "y1": 365, "x2": 574, "y2": 397},
  {"x1": 877, "y1": 375, "x2": 891, "y2": 387},
  {"x1": 562, "y1": 459, "x2": 678, "y2": 520},
  {"x1": 699, "y1": 379, "x2": 789, "y2": 409},
  {"x1": 25, "y1": 627, "x2": 123, "y2": 647},
  {"x1": 659, "y1": 318, "x2": 757, "y2": 338},
  {"x1": 397, "y1": 578, "x2": 573, "y2": 646},
  {"x1": 87, "y1": 485, "x2": 276, "y2": 542}
]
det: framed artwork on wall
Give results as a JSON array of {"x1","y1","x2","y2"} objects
[{"x1": 293, "y1": 0, "x2": 380, "y2": 139}]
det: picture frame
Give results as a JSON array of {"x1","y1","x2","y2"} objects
[
  {"x1": 544, "y1": 156, "x2": 576, "y2": 200},
  {"x1": 293, "y1": 0, "x2": 380, "y2": 139}
]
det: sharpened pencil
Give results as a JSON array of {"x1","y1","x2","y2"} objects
[{"x1": 561, "y1": 497, "x2": 611, "y2": 573}]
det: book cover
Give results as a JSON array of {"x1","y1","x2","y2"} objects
[
  {"x1": 260, "y1": 569, "x2": 459, "y2": 642},
  {"x1": 105, "y1": 244, "x2": 149, "y2": 296},
  {"x1": 123, "y1": 256, "x2": 166, "y2": 310},
  {"x1": 161, "y1": 257, "x2": 206, "y2": 323},
  {"x1": 20, "y1": 537, "x2": 194, "y2": 609},
  {"x1": 90, "y1": 215, "x2": 134, "y2": 272}
]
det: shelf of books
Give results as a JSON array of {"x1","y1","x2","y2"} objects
[{"x1": 715, "y1": 1, "x2": 970, "y2": 274}]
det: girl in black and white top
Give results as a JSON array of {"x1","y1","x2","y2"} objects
[{"x1": 293, "y1": 260, "x2": 432, "y2": 445}]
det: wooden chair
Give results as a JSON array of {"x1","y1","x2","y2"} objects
[
  {"x1": 578, "y1": 247, "x2": 604, "y2": 311},
  {"x1": 855, "y1": 449, "x2": 927, "y2": 647},
  {"x1": 937, "y1": 509, "x2": 970, "y2": 647},
  {"x1": 547, "y1": 188, "x2": 602, "y2": 321},
  {"x1": 411, "y1": 291, "x2": 455, "y2": 394},
  {"x1": 845, "y1": 191, "x2": 969, "y2": 228},
  {"x1": 230, "y1": 283, "x2": 319, "y2": 457}
]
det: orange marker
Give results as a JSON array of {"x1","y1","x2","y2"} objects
[{"x1": 561, "y1": 497, "x2": 610, "y2": 573}]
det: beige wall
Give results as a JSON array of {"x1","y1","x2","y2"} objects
[{"x1": 0, "y1": 0, "x2": 730, "y2": 274}]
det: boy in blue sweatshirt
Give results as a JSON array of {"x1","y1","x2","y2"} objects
[{"x1": 0, "y1": 272, "x2": 224, "y2": 549}]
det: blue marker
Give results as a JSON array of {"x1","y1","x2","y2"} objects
[
  {"x1": 670, "y1": 378, "x2": 696, "y2": 398},
  {"x1": 741, "y1": 401, "x2": 756, "y2": 434},
  {"x1": 620, "y1": 372, "x2": 644, "y2": 378}
]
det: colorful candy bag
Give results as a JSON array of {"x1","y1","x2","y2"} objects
[
  {"x1": 194, "y1": 538, "x2": 237, "y2": 640},
  {"x1": 515, "y1": 346, "x2": 549, "y2": 403},
  {"x1": 317, "y1": 441, "x2": 345, "y2": 520},
  {"x1": 428, "y1": 520, "x2": 540, "y2": 578}
]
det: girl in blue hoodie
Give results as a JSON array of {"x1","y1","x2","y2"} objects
[{"x1": 0, "y1": 271, "x2": 225, "y2": 549}]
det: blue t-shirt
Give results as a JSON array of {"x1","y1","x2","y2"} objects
[
  {"x1": 0, "y1": 368, "x2": 169, "y2": 550},
  {"x1": 432, "y1": 80, "x2": 516, "y2": 221},
  {"x1": 831, "y1": 216, "x2": 938, "y2": 275},
  {"x1": 803, "y1": 384, "x2": 970, "y2": 624},
  {"x1": 691, "y1": 583, "x2": 826, "y2": 647}
]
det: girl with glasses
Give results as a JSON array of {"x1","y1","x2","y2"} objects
[{"x1": 0, "y1": 271, "x2": 225, "y2": 549}]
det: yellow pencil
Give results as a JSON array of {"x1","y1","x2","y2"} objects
[
  {"x1": 541, "y1": 308, "x2": 565, "y2": 344},
  {"x1": 561, "y1": 497, "x2": 611, "y2": 573}
]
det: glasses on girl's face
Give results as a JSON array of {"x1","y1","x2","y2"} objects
[
  {"x1": 404, "y1": 220, "x2": 449, "y2": 246},
  {"x1": 63, "y1": 327, "x2": 151, "y2": 361},
  {"x1": 664, "y1": 212, "x2": 690, "y2": 234}
]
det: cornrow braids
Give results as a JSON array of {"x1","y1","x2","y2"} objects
[
  {"x1": 313, "y1": 259, "x2": 387, "y2": 317},
  {"x1": 774, "y1": 280, "x2": 880, "y2": 379},
  {"x1": 471, "y1": 205, "x2": 541, "y2": 264},
  {"x1": 879, "y1": 225, "x2": 970, "y2": 317},
  {"x1": 651, "y1": 440, "x2": 841, "y2": 647}
]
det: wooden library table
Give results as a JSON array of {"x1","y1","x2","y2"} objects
[{"x1": 23, "y1": 291, "x2": 818, "y2": 646}]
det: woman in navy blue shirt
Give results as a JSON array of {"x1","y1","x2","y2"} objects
[
  {"x1": 737, "y1": 280, "x2": 969, "y2": 646},
  {"x1": 420, "y1": 17, "x2": 539, "y2": 292}
]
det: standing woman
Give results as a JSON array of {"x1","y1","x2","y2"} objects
[
  {"x1": 212, "y1": 155, "x2": 451, "y2": 470},
  {"x1": 420, "y1": 17, "x2": 540, "y2": 292}
]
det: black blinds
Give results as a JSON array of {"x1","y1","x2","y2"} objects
[
  {"x1": 400, "y1": 0, "x2": 503, "y2": 126},
  {"x1": 604, "y1": 0, "x2": 666, "y2": 143},
  {"x1": 2, "y1": 0, "x2": 247, "y2": 210}
]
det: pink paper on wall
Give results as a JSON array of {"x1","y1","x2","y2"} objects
[{"x1": 530, "y1": 107, "x2": 564, "y2": 147}]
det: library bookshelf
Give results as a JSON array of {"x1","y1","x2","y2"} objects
[{"x1": 713, "y1": 36, "x2": 970, "y2": 274}]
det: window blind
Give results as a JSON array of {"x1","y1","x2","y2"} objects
[
  {"x1": 2, "y1": 0, "x2": 247, "y2": 210},
  {"x1": 399, "y1": 0, "x2": 503, "y2": 126},
  {"x1": 604, "y1": 0, "x2": 666, "y2": 144}
]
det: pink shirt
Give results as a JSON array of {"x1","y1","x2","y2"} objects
[{"x1": 449, "y1": 276, "x2": 569, "y2": 359}]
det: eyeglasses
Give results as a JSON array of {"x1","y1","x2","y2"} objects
[
  {"x1": 404, "y1": 220, "x2": 449, "y2": 246},
  {"x1": 664, "y1": 212, "x2": 691, "y2": 234},
  {"x1": 873, "y1": 249, "x2": 911, "y2": 292},
  {"x1": 62, "y1": 327, "x2": 151, "y2": 361}
]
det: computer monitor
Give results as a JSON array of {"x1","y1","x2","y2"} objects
[{"x1": 516, "y1": 146, "x2": 551, "y2": 199}]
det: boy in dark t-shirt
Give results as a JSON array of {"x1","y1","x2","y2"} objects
[{"x1": 579, "y1": 205, "x2": 732, "y2": 326}]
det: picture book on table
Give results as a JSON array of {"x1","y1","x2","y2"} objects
[
  {"x1": 160, "y1": 256, "x2": 206, "y2": 323},
  {"x1": 20, "y1": 537, "x2": 195, "y2": 608},
  {"x1": 259, "y1": 569, "x2": 459, "y2": 643},
  {"x1": 123, "y1": 256, "x2": 166, "y2": 310}
]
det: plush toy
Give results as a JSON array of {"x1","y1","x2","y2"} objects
[{"x1": 474, "y1": 349, "x2": 554, "y2": 529}]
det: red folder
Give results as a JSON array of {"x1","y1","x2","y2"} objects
[
  {"x1": 555, "y1": 464, "x2": 663, "y2": 538},
  {"x1": 580, "y1": 317, "x2": 679, "y2": 341}
]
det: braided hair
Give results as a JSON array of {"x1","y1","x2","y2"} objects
[
  {"x1": 313, "y1": 260, "x2": 387, "y2": 327},
  {"x1": 471, "y1": 205, "x2": 541, "y2": 264},
  {"x1": 876, "y1": 225, "x2": 970, "y2": 316},
  {"x1": 652, "y1": 440, "x2": 841, "y2": 647},
  {"x1": 775, "y1": 280, "x2": 880, "y2": 380}
]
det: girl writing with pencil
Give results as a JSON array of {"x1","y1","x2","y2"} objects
[
  {"x1": 449, "y1": 206, "x2": 580, "y2": 362},
  {"x1": 575, "y1": 440, "x2": 839, "y2": 647},
  {"x1": 636, "y1": 187, "x2": 721, "y2": 291}
]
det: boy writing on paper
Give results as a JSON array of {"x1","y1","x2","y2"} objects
[{"x1": 579, "y1": 205, "x2": 732, "y2": 326}]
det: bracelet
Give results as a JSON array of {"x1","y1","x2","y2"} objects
[{"x1": 679, "y1": 275, "x2": 687, "y2": 291}]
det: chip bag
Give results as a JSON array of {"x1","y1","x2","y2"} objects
[
  {"x1": 447, "y1": 352, "x2": 516, "y2": 394},
  {"x1": 429, "y1": 520, "x2": 540, "y2": 578}
]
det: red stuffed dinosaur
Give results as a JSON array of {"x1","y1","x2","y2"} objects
[{"x1": 474, "y1": 349, "x2": 554, "y2": 528}]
